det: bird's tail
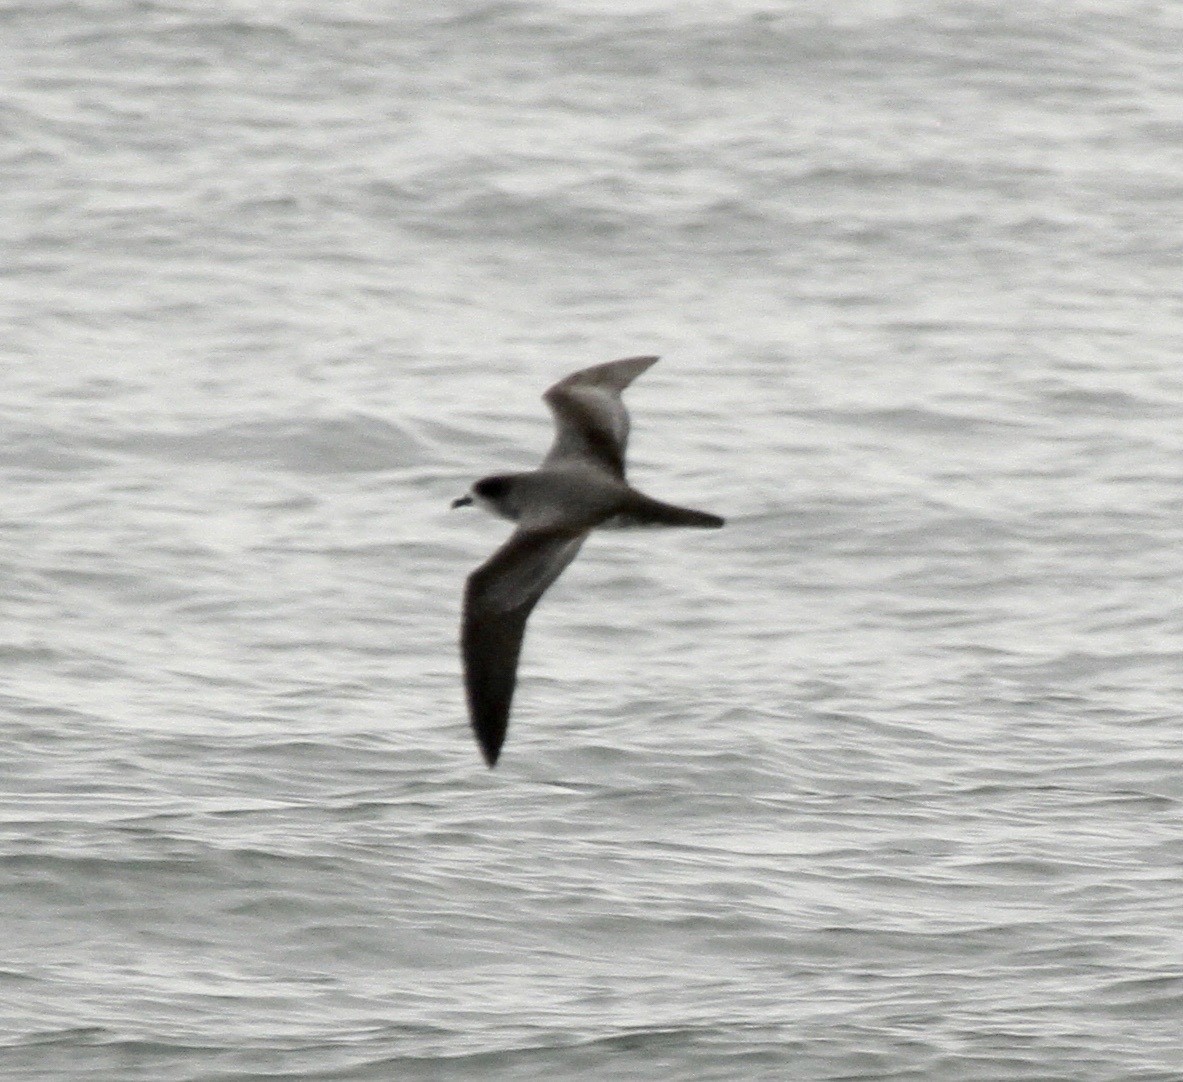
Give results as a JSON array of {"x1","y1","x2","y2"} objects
[{"x1": 607, "y1": 490, "x2": 725, "y2": 529}]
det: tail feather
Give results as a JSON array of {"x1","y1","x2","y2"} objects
[{"x1": 607, "y1": 491, "x2": 725, "y2": 529}]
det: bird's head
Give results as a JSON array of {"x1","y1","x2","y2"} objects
[{"x1": 451, "y1": 474, "x2": 522, "y2": 521}]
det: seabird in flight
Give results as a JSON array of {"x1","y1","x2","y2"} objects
[{"x1": 452, "y1": 356, "x2": 724, "y2": 767}]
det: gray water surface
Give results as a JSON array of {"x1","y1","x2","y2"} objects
[{"x1": 2, "y1": 2, "x2": 1181, "y2": 1079}]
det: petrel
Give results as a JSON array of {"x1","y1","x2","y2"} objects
[{"x1": 452, "y1": 356, "x2": 724, "y2": 767}]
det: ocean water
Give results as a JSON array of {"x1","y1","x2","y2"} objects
[{"x1": 2, "y1": 1, "x2": 1182, "y2": 1078}]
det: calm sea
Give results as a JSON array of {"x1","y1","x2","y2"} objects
[{"x1": 2, "y1": 1, "x2": 1181, "y2": 1078}]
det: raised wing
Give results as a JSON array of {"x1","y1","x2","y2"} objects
[
  {"x1": 542, "y1": 356, "x2": 659, "y2": 478},
  {"x1": 461, "y1": 528, "x2": 588, "y2": 766}
]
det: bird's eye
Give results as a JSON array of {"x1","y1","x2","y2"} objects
[{"x1": 475, "y1": 477, "x2": 508, "y2": 499}]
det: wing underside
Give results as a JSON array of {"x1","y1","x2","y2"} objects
[{"x1": 461, "y1": 528, "x2": 587, "y2": 766}]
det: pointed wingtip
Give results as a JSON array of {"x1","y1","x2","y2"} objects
[
  {"x1": 470, "y1": 708, "x2": 505, "y2": 767},
  {"x1": 612, "y1": 355, "x2": 659, "y2": 378},
  {"x1": 549, "y1": 356, "x2": 659, "y2": 397},
  {"x1": 468, "y1": 708, "x2": 505, "y2": 767}
]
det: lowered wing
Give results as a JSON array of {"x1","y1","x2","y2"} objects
[{"x1": 461, "y1": 528, "x2": 588, "y2": 766}]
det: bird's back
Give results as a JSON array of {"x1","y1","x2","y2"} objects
[{"x1": 510, "y1": 466, "x2": 630, "y2": 532}]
